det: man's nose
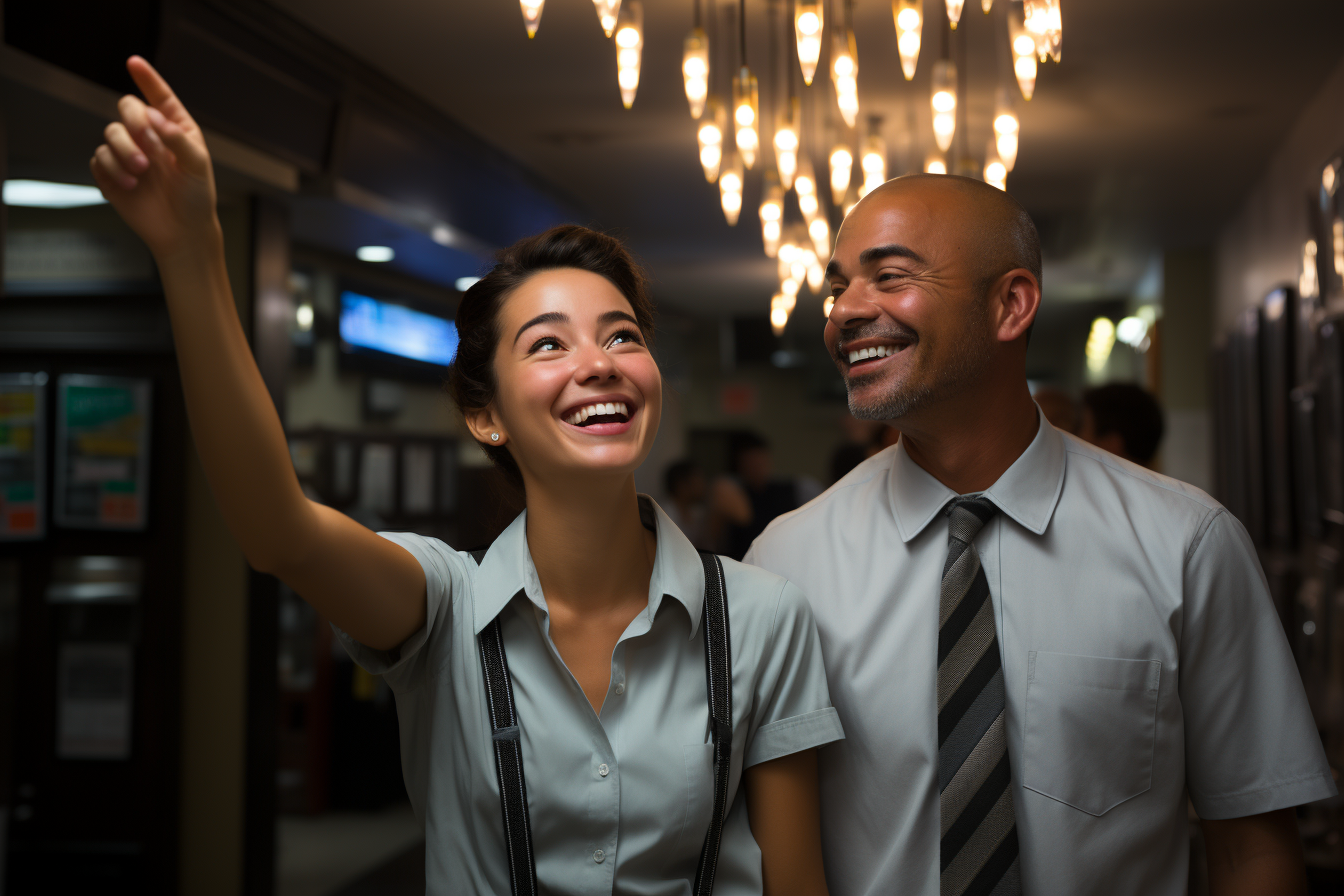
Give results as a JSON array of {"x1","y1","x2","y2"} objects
[{"x1": 828, "y1": 283, "x2": 880, "y2": 330}]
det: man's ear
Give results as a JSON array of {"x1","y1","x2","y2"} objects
[
  {"x1": 464, "y1": 406, "x2": 507, "y2": 447},
  {"x1": 995, "y1": 269, "x2": 1041, "y2": 344}
]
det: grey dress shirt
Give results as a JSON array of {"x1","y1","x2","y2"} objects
[
  {"x1": 338, "y1": 496, "x2": 844, "y2": 895},
  {"x1": 744, "y1": 410, "x2": 1335, "y2": 896}
]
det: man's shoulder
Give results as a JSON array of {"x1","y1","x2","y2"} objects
[
  {"x1": 753, "y1": 448, "x2": 894, "y2": 550},
  {"x1": 1059, "y1": 431, "x2": 1224, "y2": 526}
]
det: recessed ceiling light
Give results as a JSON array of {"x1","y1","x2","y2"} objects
[
  {"x1": 3, "y1": 179, "x2": 108, "y2": 208},
  {"x1": 356, "y1": 245, "x2": 395, "y2": 263},
  {"x1": 455, "y1": 276, "x2": 481, "y2": 291}
]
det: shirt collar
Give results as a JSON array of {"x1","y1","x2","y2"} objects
[
  {"x1": 888, "y1": 405, "x2": 1066, "y2": 543},
  {"x1": 471, "y1": 495, "x2": 706, "y2": 639}
]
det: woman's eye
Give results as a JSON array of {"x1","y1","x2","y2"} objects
[
  {"x1": 609, "y1": 328, "x2": 643, "y2": 347},
  {"x1": 530, "y1": 337, "x2": 563, "y2": 353}
]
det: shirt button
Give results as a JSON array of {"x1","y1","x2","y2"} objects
[
  {"x1": 593, "y1": 849, "x2": 606, "y2": 864},
  {"x1": 614, "y1": 682, "x2": 625, "y2": 695},
  {"x1": 598, "y1": 763, "x2": 609, "y2": 777}
]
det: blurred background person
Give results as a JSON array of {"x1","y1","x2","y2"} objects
[
  {"x1": 662, "y1": 459, "x2": 712, "y2": 550},
  {"x1": 1078, "y1": 383, "x2": 1166, "y2": 468},
  {"x1": 717, "y1": 433, "x2": 820, "y2": 561}
]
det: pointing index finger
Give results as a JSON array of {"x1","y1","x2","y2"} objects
[{"x1": 126, "y1": 55, "x2": 192, "y2": 127}]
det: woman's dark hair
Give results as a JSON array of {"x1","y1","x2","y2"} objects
[{"x1": 447, "y1": 224, "x2": 655, "y2": 485}]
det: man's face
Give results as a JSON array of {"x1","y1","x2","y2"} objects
[{"x1": 823, "y1": 184, "x2": 998, "y2": 422}]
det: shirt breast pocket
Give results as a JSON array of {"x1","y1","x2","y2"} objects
[{"x1": 1022, "y1": 651, "x2": 1162, "y2": 817}]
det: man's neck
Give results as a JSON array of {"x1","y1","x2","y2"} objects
[{"x1": 896, "y1": 382, "x2": 1040, "y2": 495}]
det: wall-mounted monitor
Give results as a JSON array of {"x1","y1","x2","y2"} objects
[{"x1": 338, "y1": 290, "x2": 458, "y2": 381}]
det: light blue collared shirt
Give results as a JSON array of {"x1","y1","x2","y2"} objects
[
  {"x1": 746, "y1": 411, "x2": 1334, "y2": 896},
  {"x1": 338, "y1": 496, "x2": 843, "y2": 895}
]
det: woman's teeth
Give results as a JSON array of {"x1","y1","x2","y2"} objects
[
  {"x1": 564, "y1": 401, "x2": 630, "y2": 426},
  {"x1": 848, "y1": 343, "x2": 902, "y2": 364}
]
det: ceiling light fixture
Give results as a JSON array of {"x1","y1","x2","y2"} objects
[
  {"x1": 698, "y1": 98, "x2": 727, "y2": 182},
  {"x1": 719, "y1": 148, "x2": 745, "y2": 226},
  {"x1": 860, "y1": 119, "x2": 887, "y2": 198},
  {"x1": 770, "y1": 293, "x2": 791, "y2": 335},
  {"x1": 794, "y1": 2, "x2": 824, "y2": 86},
  {"x1": 809, "y1": 216, "x2": 832, "y2": 260},
  {"x1": 925, "y1": 153, "x2": 948, "y2": 174},
  {"x1": 3, "y1": 179, "x2": 108, "y2": 208},
  {"x1": 823, "y1": 295, "x2": 835, "y2": 317},
  {"x1": 1009, "y1": 7, "x2": 1038, "y2": 100},
  {"x1": 931, "y1": 60, "x2": 957, "y2": 152},
  {"x1": 593, "y1": 0, "x2": 622, "y2": 38},
  {"x1": 831, "y1": 4, "x2": 859, "y2": 128},
  {"x1": 774, "y1": 97, "x2": 801, "y2": 190},
  {"x1": 760, "y1": 176, "x2": 785, "y2": 257},
  {"x1": 732, "y1": 0, "x2": 759, "y2": 168},
  {"x1": 795, "y1": 156, "x2": 820, "y2": 220},
  {"x1": 993, "y1": 87, "x2": 1020, "y2": 171},
  {"x1": 683, "y1": 27, "x2": 709, "y2": 119},
  {"x1": 1024, "y1": 0, "x2": 1061, "y2": 63},
  {"x1": 519, "y1": 0, "x2": 544, "y2": 38},
  {"x1": 982, "y1": 0, "x2": 993, "y2": 11},
  {"x1": 356, "y1": 246, "x2": 395, "y2": 263},
  {"x1": 830, "y1": 143, "x2": 853, "y2": 206},
  {"x1": 892, "y1": 0, "x2": 922, "y2": 81},
  {"x1": 983, "y1": 142, "x2": 1007, "y2": 191},
  {"x1": 946, "y1": 0, "x2": 965, "y2": 29},
  {"x1": 615, "y1": 2, "x2": 644, "y2": 108}
]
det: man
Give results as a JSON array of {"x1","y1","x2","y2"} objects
[
  {"x1": 744, "y1": 175, "x2": 1333, "y2": 895},
  {"x1": 1078, "y1": 382, "x2": 1165, "y2": 468}
]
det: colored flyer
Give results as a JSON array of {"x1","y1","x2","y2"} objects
[
  {"x1": 54, "y1": 374, "x2": 152, "y2": 531},
  {"x1": 0, "y1": 373, "x2": 47, "y2": 539}
]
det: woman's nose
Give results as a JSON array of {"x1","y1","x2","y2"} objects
[{"x1": 574, "y1": 343, "x2": 618, "y2": 382}]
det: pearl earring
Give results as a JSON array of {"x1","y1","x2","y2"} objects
[{"x1": 491, "y1": 433, "x2": 500, "y2": 442}]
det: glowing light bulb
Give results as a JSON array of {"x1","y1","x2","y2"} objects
[
  {"x1": 830, "y1": 145, "x2": 853, "y2": 206},
  {"x1": 831, "y1": 29, "x2": 860, "y2": 128},
  {"x1": 930, "y1": 60, "x2": 957, "y2": 152},
  {"x1": 925, "y1": 153, "x2": 947, "y2": 175},
  {"x1": 1009, "y1": 7, "x2": 1038, "y2": 100},
  {"x1": 1023, "y1": 0, "x2": 1060, "y2": 62},
  {"x1": 860, "y1": 130, "x2": 887, "y2": 197},
  {"x1": 823, "y1": 296, "x2": 835, "y2": 317},
  {"x1": 760, "y1": 179, "x2": 785, "y2": 257},
  {"x1": 794, "y1": 2, "x2": 824, "y2": 87},
  {"x1": 733, "y1": 67, "x2": 760, "y2": 169},
  {"x1": 593, "y1": 0, "x2": 622, "y2": 37},
  {"x1": 519, "y1": 0, "x2": 544, "y2": 38},
  {"x1": 719, "y1": 149, "x2": 744, "y2": 226},
  {"x1": 1085, "y1": 317, "x2": 1116, "y2": 374},
  {"x1": 809, "y1": 216, "x2": 832, "y2": 259},
  {"x1": 946, "y1": 0, "x2": 965, "y2": 29},
  {"x1": 770, "y1": 295, "x2": 790, "y2": 335},
  {"x1": 774, "y1": 98, "x2": 801, "y2": 190},
  {"x1": 697, "y1": 98, "x2": 727, "y2": 182},
  {"x1": 795, "y1": 156, "x2": 820, "y2": 221},
  {"x1": 781, "y1": 276, "x2": 801, "y2": 298},
  {"x1": 982, "y1": 0, "x2": 993, "y2": 11},
  {"x1": 993, "y1": 88, "x2": 1020, "y2": 172},
  {"x1": 892, "y1": 0, "x2": 922, "y2": 81},
  {"x1": 614, "y1": 2, "x2": 643, "y2": 109},
  {"x1": 805, "y1": 250, "x2": 826, "y2": 292},
  {"x1": 683, "y1": 27, "x2": 709, "y2": 119},
  {"x1": 983, "y1": 146, "x2": 1007, "y2": 191}
]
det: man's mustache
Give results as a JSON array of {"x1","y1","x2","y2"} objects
[{"x1": 834, "y1": 323, "x2": 920, "y2": 366}]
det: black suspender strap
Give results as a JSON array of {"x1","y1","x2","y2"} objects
[
  {"x1": 472, "y1": 550, "x2": 538, "y2": 896},
  {"x1": 470, "y1": 548, "x2": 733, "y2": 895},
  {"x1": 693, "y1": 550, "x2": 733, "y2": 896}
]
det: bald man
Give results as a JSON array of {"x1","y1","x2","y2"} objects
[{"x1": 744, "y1": 176, "x2": 1333, "y2": 896}]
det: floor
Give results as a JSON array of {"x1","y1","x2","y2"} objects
[{"x1": 277, "y1": 803, "x2": 424, "y2": 896}]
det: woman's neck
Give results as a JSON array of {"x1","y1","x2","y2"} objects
[{"x1": 523, "y1": 473, "x2": 656, "y2": 612}]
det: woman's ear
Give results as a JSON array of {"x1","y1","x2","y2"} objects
[{"x1": 464, "y1": 406, "x2": 507, "y2": 447}]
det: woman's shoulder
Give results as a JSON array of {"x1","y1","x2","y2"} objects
[
  {"x1": 376, "y1": 530, "x2": 476, "y2": 587},
  {"x1": 716, "y1": 554, "x2": 814, "y2": 629}
]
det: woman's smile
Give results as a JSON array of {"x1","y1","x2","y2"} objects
[{"x1": 560, "y1": 394, "x2": 638, "y2": 435}]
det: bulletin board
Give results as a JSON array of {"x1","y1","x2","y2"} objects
[{"x1": 54, "y1": 374, "x2": 152, "y2": 531}]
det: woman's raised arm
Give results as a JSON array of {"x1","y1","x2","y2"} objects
[{"x1": 92, "y1": 57, "x2": 425, "y2": 650}]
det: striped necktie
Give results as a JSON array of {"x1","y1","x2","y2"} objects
[{"x1": 938, "y1": 497, "x2": 1020, "y2": 896}]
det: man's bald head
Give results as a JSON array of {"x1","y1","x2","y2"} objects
[{"x1": 851, "y1": 174, "x2": 1042, "y2": 298}]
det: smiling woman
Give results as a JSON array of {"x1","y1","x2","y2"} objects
[{"x1": 88, "y1": 55, "x2": 843, "y2": 896}]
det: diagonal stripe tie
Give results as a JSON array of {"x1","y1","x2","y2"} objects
[{"x1": 938, "y1": 497, "x2": 1020, "y2": 896}]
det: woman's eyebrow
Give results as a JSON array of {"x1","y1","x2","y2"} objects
[
  {"x1": 513, "y1": 311, "x2": 568, "y2": 345},
  {"x1": 598, "y1": 310, "x2": 640, "y2": 328}
]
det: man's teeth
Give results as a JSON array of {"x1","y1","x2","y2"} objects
[
  {"x1": 564, "y1": 401, "x2": 630, "y2": 426},
  {"x1": 847, "y1": 344, "x2": 902, "y2": 364}
]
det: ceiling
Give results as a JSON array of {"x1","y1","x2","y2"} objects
[{"x1": 150, "y1": 2, "x2": 1344, "y2": 313}]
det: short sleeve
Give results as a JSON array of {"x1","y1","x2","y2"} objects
[
  {"x1": 332, "y1": 531, "x2": 468, "y2": 691},
  {"x1": 1181, "y1": 510, "x2": 1337, "y2": 818},
  {"x1": 743, "y1": 579, "x2": 845, "y2": 767}
]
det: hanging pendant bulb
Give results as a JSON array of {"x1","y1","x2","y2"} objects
[
  {"x1": 794, "y1": 2, "x2": 825, "y2": 86},
  {"x1": 993, "y1": 87, "x2": 1019, "y2": 172},
  {"x1": 593, "y1": 0, "x2": 622, "y2": 37},
  {"x1": 733, "y1": 67, "x2": 760, "y2": 168},
  {"x1": 981, "y1": 0, "x2": 993, "y2": 11},
  {"x1": 809, "y1": 216, "x2": 832, "y2": 260},
  {"x1": 946, "y1": 0, "x2": 965, "y2": 29},
  {"x1": 983, "y1": 141, "x2": 1007, "y2": 191},
  {"x1": 925, "y1": 152, "x2": 948, "y2": 174},
  {"x1": 683, "y1": 28, "x2": 710, "y2": 119},
  {"x1": 519, "y1": 0, "x2": 544, "y2": 38},
  {"x1": 795, "y1": 156, "x2": 820, "y2": 220},
  {"x1": 1023, "y1": 0, "x2": 1060, "y2": 62},
  {"x1": 1046, "y1": 0, "x2": 1062, "y2": 62},
  {"x1": 843, "y1": 185, "x2": 861, "y2": 217},
  {"x1": 774, "y1": 97, "x2": 801, "y2": 190},
  {"x1": 831, "y1": 28, "x2": 860, "y2": 129},
  {"x1": 770, "y1": 293, "x2": 792, "y2": 336},
  {"x1": 804, "y1": 248, "x2": 826, "y2": 293},
  {"x1": 860, "y1": 122, "x2": 887, "y2": 198},
  {"x1": 698, "y1": 97, "x2": 727, "y2": 182},
  {"x1": 892, "y1": 0, "x2": 922, "y2": 81},
  {"x1": 614, "y1": 2, "x2": 644, "y2": 108},
  {"x1": 778, "y1": 237, "x2": 800, "y2": 284},
  {"x1": 830, "y1": 143, "x2": 854, "y2": 206},
  {"x1": 1008, "y1": 7, "x2": 1038, "y2": 99},
  {"x1": 719, "y1": 148, "x2": 745, "y2": 226},
  {"x1": 823, "y1": 295, "x2": 835, "y2": 317},
  {"x1": 760, "y1": 176, "x2": 785, "y2": 257},
  {"x1": 930, "y1": 60, "x2": 957, "y2": 152}
]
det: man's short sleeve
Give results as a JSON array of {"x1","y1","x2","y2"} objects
[
  {"x1": 1181, "y1": 510, "x2": 1337, "y2": 819},
  {"x1": 332, "y1": 531, "x2": 467, "y2": 691},
  {"x1": 743, "y1": 579, "x2": 845, "y2": 768}
]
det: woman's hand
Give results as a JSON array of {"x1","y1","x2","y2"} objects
[{"x1": 90, "y1": 56, "x2": 217, "y2": 261}]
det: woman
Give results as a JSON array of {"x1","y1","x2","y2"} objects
[{"x1": 91, "y1": 57, "x2": 842, "y2": 895}]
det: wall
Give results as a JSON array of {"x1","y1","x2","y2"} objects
[
  {"x1": 1217, "y1": 57, "x2": 1344, "y2": 330},
  {"x1": 1161, "y1": 249, "x2": 1215, "y2": 492}
]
